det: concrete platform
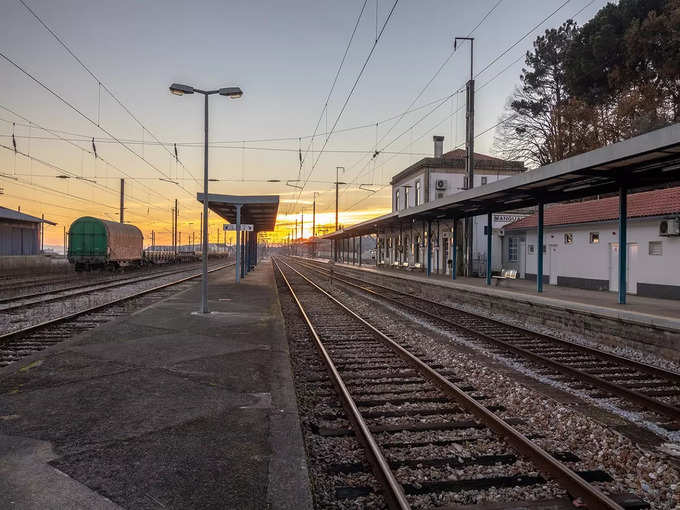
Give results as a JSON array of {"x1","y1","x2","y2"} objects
[
  {"x1": 0, "y1": 260, "x2": 313, "y2": 510},
  {"x1": 307, "y1": 257, "x2": 680, "y2": 360}
]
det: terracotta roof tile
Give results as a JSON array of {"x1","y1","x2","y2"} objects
[{"x1": 505, "y1": 187, "x2": 680, "y2": 230}]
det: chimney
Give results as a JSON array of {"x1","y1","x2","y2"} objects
[{"x1": 433, "y1": 136, "x2": 444, "y2": 158}]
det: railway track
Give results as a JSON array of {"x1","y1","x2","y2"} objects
[
  {"x1": 290, "y1": 257, "x2": 680, "y2": 431},
  {"x1": 274, "y1": 257, "x2": 647, "y2": 509},
  {"x1": 0, "y1": 259, "x2": 207, "y2": 297},
  {"x1": 0, "y1": 263, "x2": 232, "y2": 368},
  {"x1": 0, "y1": 263, "x2": 207, "y2": 311}
]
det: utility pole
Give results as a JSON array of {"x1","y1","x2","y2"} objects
[
  {"x1": 41, "y1": 213, "x2": 44, "y2": 253},
  {"x1": 63, "y1": 225, "x2": 66, "y2": 257},
  {"x1": 295, "y1": 218, "x2": 298, "y2": 240},
  {"x1": 455, "y1": 36, "x2": 474, "y2": 277},
  {"x1": 313, "y1": 192, "x2": 318, "y2": 237},
  {"x1": 120, "y1": 178, "x2": 125, "y2": 223},
  {"x1": 335, "y1": 167, "x2": 345, "y2": 231},
  {"x1": 301, "y1": 209, "x2": 304, "y2": 240}
]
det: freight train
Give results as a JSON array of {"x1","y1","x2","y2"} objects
[
  {"x1": 68, "y1": 217, "x2": 146, "y2": 271},
  {"x1": 67, "y1": 216, "x2": 218, "y2": 271}
]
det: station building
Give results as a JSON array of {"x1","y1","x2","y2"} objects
[
  {"x1": 0, "y1": 206, "x2": 55, "y2": 256},
  {"x1": 383, "y1": 136, "x2": 527, "y2": 275},
  {"x1": 502, "y1": 187, "x2": 680, "y2": 299},
  {"x1": 322, "y1": 122, "x2": 680, "y2": 305}
]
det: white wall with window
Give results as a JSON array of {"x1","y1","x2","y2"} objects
[{"x1": 504, "y1": 217, "x2": 680, "y2": 299}]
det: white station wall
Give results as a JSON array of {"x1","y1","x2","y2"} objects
[{"x1": 508, "y1": 218, "x2": 680, "y2": 294}]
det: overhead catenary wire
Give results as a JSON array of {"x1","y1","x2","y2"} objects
[
  {"x1": 0, "y1": 106, "x2": 171, "y2": 205},
  {"x1": 299, "y1": 0, "x2": 369, "y2": 172},
  {"x1": 337, "y1": 0, "x2": 581, "y2": 201},
  {"x1": 0, "y1": 50, "x2": 195, "y2": 199},
  {"x1": 290, "y1": 0, "x2": 400, "y2": 216},
  {"x1": 16, "y1": 0, "x2": 200, "y2": 186}
]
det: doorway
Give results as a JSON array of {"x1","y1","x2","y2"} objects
[
  {"x1": 609, "y1": 242, "x2": 638, "y2": 294},
  {"x1": 547, "y1": 244, "x2": 558, "y2": 285}
]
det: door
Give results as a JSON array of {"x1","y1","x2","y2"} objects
[
  {"x1": 627, "y1": 243, "x2": 638, "y2": 295},
  {"x1": 548, "y1": 244, "x2": 558, "y2": 285},
  {"x1": 609, "y1": 243, "x2": 637, "y2": 294},
  {"x1": 442, "y1": 237, "x2": 449, "y2": 274},
  {"x1": 609, "y1": 243, "x2": 619, "y2": 292}
]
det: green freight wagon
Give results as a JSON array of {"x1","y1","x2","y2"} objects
[{"x1": 68, "y1": 217, "x2": 144, "y2": 271}]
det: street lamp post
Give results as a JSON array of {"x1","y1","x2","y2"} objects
[{"x1": 170, "y1": 83, "x2": 243, "y2": 313}]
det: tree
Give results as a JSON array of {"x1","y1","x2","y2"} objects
[
  {"x1": 496, "y1": 0, "x2": 680, "y2": 168},
  {"x1": 494, "y1": 20, "x2": 579, "y2": 167}
]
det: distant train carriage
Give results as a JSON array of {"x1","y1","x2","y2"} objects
[{"x1": 68, "y1": 217, "x2": 143, "y2": 271}]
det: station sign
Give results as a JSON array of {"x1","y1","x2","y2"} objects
[{"x1": 224, "y1": 223, "x2": 253, "y2": 231}]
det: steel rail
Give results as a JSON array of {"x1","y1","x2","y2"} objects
[
  {"x1": 275, "y1": 257, "x2": 624, "y2": 510},
  {"x1": 0, "y1": 263, "x2": 232, "y2": 344},
  {"x1": 0, "y1": 264, "x2": 206, "y2": 309},
  {"x1": 272, "y1": 257, "x2": 411, "y2": 510},
  {"x1": 292, "y1": 258, "x2": 680, "y2": 421},
  {"x1": 297, "y1": 257, "x2": 680, "y2": 385}
]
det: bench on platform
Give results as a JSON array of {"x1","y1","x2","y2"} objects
[{"x1": 491, "y1": 268, "x2": 517, "y2": 286}]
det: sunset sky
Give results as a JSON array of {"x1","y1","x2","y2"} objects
[{"x1": 0, "y1": 0, "x2": 607, "y2": 247}]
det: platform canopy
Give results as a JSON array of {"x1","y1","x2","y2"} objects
[
  {"x1": 323, "y1": 122, "x2": 680, "y2": 240},
  {"x1": 197, "y1": 193, "x2": 279, "y2": 232}
]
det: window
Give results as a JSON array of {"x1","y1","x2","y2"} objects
[
  {"x1": 649, "y1": 241, "x2": 663, "y2": 256},
  {"x1": 528, "y1": 244, "x2": 535, "y2": 254},
  {"x1": 415, "y1": 181, "x2": 422, "y2": 206},
  {"x1": 395, "y1": 190, "x2": 400, "y2": 211},
  {"x1": 508, "y1": 237, "x2": 518, "y2": 262},
  {"x1": 481, "y1": 176, "x2": 488, "y2": 185},
  {"x1": 436, "y1": 191, "x2": 444, "y2": 200},
  {"x1": 589, "y1": 232, "x2": 599, "y2": 244},
  {"x1": 564, "y1": 233, "x2": 574, "y2": 245},
  {"x1": 404, "y1": 187, "x2": 409, "y2": 208}
]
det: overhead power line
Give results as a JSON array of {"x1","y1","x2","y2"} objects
[
  {"x1": 0, "y1": 105, "x2": 170, "y2": 205},
  {"x1": 0, "y1": 50, "x2": 195, "y2": 199},
  {"x1": 300, "y1": 0, "x2": 368, "y2": 172},
  {"x1": 291, "y1": 0, "x2": 400, "y2": 216},
  {"x1": 16, "y1": 0, "x2": 199, "y2": 186}
]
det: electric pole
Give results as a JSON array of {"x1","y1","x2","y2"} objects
[
  {"x1": 313, "y1": 192, "x2": 318, "y2": 237},
  {"x1": 335, "y1": 166, "x2": 345, "y2": 231},
  {"x1": 174, "y1": 199, "x2": 178, "y2": 255},
  {"x1": 120, "y1": 178, "x2": 125, "y2": 223},
  {"x1": 455, "y1": 36, "x2": 474, "y2": 277},
  {"x1": 301, "y1": 209, "x2": 304, "y2": 240}
]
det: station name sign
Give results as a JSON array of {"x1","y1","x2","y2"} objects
[{"x1": 224, "y1": 224, "x2": 254, "y2": 231}]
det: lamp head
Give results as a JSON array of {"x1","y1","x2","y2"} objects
[
  {"x1": 218, "y1": 87, "x2": 243, "y2": 98},
  {"x1": 169, "y1": 83, "x2": 194, "y2": 96}
]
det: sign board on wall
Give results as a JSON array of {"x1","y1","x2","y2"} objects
[{"x1": 223, "y1": 224, "x2": 254, "y2": 231}]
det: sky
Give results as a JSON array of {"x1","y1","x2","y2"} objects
[{"x1": 0, "y1": 0, "x2": 610, "y2": 247}]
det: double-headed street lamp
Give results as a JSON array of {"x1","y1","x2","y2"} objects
[{"x1": 169, "y1": 82, "x2": 243, "y2": 313}]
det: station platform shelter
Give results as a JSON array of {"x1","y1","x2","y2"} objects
[
  {"x1": 197, "y1": 193, "x2": 278, "y2": 283},
  {"x1": 320, "y1": 123, "x2": 680, "y2": 306}
]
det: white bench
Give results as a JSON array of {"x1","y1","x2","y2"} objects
[{"x1": 491, "y1": 268, "x2": 517, "y2": 286}]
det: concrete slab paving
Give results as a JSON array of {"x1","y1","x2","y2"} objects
[{"x1": 0, "y1": 259, "x2": 313, "y2": 510}]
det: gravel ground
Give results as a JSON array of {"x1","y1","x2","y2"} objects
[{"x1": 312, "y1": 269, "x2": 680, "y2": 509}]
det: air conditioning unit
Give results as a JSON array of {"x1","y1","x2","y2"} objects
[
  {"x1": 498, "y1": 230, "x2": 505, "y2": 237},
  {"x1": 659, "y1": 218, "x2": 680, "y2": 236},
  {"x1": 435, "y1": 179, "x2": 447, "y2": 190}
]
